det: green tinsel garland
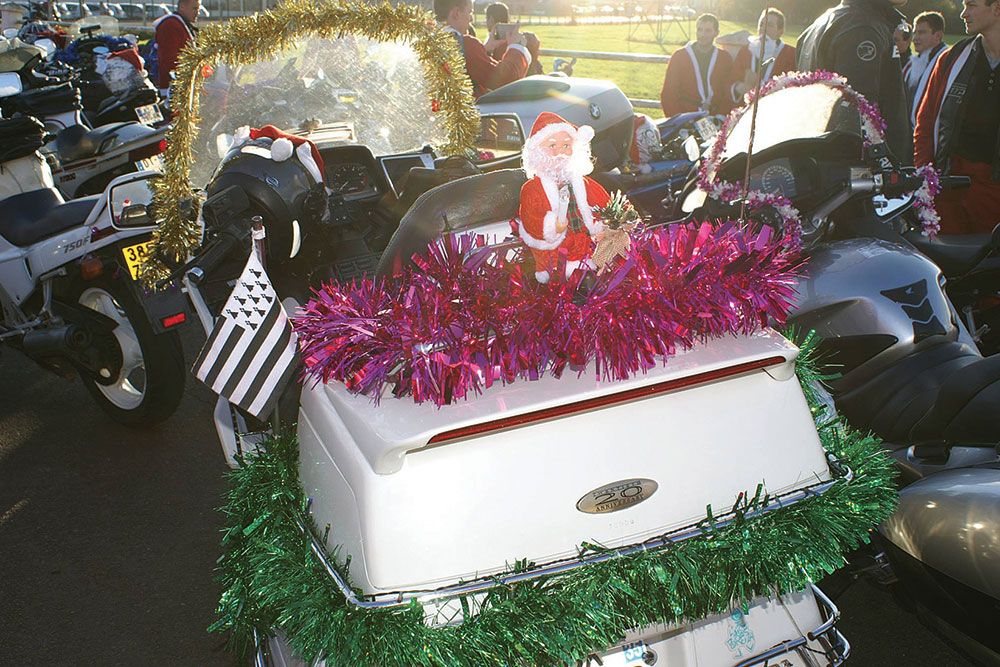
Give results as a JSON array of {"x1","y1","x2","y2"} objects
[{"x1": 211, "y1": 332, "x2": 897, "y2": 665}]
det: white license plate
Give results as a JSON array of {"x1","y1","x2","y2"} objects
[
  {"x1": 136, "y1": 103, "x2": 163, "y2": 124},
  {"x1": 136, "y1": 154, "x2": 164, "y2": 172}
]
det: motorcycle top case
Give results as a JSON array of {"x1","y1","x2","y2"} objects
[
  {"x1": 297, "y1": 329, "x2": 832, "y2": 594},
  {"x1": 477, "y1": 75, "x2": 635, "y2": 171}
]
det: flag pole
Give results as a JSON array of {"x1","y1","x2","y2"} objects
[
  {"x1": 251, "y1": 215, "x2": 267, "y2": 269},
  {"x1": 739, "y1": 1, "x2": 772, "y2": 222}
]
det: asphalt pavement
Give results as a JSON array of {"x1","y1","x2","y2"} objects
[{"x1": 0, "y1": 329, "x2": 975, "y2": 666}]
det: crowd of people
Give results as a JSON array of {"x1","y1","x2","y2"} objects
[{"x1": 659, "y1": 0, "x2": 1000, "y2": 234}]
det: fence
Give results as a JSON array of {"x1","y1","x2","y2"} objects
[{"x1": 536, "y1": 47, "x2": 668, "y2": 109}]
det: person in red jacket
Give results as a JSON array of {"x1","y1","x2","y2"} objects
[
  {"x1": 434, "y1": 0, "x2": 532, "y2": 98},
  {"x1": 730, "y1": 8, "x2": 796, "y2": 105},
  {"x1": 518, "y1": 111, "x2": 611, "y2": 283},
  {"x1": 914, "y1": 0, "x2": 1000, "y2": 234},
  {"x1": 660, "y1": 13, "x2": 734, "y2": 118},
  {"x1": 153, "y1": 0, "x2": 200, "y2": 95},
  {"x1": 485, "y1": 2, "x2": 542, "y2": 75}
]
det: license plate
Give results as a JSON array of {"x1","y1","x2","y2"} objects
[
  {"x1": 122, "y1": 240, "x2": 154, "y2": 280},
  {"x1": 694, "y1": 117, "x2": 718, "y2": 142},
  {"x1": 136, "y1": 103, "x2": 163, "y2": 124},
  {"x1": 136, "y1": 153, "x2": 164, "y2": 172}
]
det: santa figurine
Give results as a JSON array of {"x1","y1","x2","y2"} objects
[{"x1": 518, "y1": 111, "x2": 611, "y2": 283}]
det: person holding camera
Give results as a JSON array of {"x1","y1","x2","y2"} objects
[
  {"x1": 895, "y1": 21, "x2": 913, "y2": 69},
  {"x1": 485, "y1": 3, "x2": 542, "y2": 75},
  {"x1": 435, "y1": 0, "x2": 534, "y2": 98}
]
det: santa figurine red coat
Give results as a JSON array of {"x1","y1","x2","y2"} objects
[{"x1": 518, "y1": 111, "x2": 611, "y2": 283}]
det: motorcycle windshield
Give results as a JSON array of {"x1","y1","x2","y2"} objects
[
  {"x1": 192, "y1": 37, "x2": 446, "y2": 186},
  {"x1": 720, "y1": 83, "x2": 863, "y2": 162}
]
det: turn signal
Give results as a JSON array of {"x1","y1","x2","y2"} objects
[{"x1": 79, "y1": 256, "x2": 104, "y2": 280}]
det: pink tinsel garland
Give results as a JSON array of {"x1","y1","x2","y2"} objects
[
  {"x1": 294, "y1": 224, "x2": 801, "y2": 406},
  {"x1": 700, "y1": 71, "x2": 943, "y2": 240}
]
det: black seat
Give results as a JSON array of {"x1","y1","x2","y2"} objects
[
  {"x1": 55, "y1": 122, "x2": 130, "y2": 163},
  {"x1": 834, "y1": 340, "x2": 1000, "y2": 445},
  {"x1": 1, "y1": 82, "x2": 81, "y2": 117},
  {"x1": 0, "y1": 189, "x2": 99, "y2": 247},
  {"x1": 906, "y1": 231, "x2": 994, "y2": 277},
  {"x1": 0, "y1": 116, "x2": 47, "y2": 162},
  {"x1": 376, "y1": 169, "x2": 526, "y2": 278}
]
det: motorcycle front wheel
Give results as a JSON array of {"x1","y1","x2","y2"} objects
[{"x1": 70, "y1": 276, "x2": 186, "y2": 426}]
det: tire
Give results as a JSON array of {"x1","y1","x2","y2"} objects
[{"x1": 70, "y1": 275, "x2": 186, "y2": 426}]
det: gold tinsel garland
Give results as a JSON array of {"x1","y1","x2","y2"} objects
[{"x1": 143, "y1": 0, "x2": 479, "y2": 283}]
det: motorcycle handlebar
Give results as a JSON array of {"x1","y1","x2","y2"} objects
[{"x1": 187, "y1": 224, "x2": 251, "y2": 284}]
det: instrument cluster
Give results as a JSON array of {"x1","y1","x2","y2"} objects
[{"x1": 326, "y1": 161, "x2": 377, "y2": 200}]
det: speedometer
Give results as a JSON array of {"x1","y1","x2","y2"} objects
[
  {"x1": 760, "y1": 164, "x2": 796, "y2": 197},
  {"x1": 329, "y1": 163, "x2": 369, "y2": 195}
]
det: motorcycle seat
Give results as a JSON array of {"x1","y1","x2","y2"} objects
[
  {"x1": 906, "y1": 231, "x2": 993, "y2": 277},
  {"x1": 835, "y1": 340, "x2": 1000, "y2": 445},
  {"x1": 0, "y1": 188, "x2": 99, "y2": 247},
  {"x1": 2, "y1": 82, "x2": 82, "y2": 117},
  {"x1": 55, "y1": 122, "x2": 132, "y2": 163},
  {"x1": 912, "y1": 352, "x2": 1000, "y2": 445}
]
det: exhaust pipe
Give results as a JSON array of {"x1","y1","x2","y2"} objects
[{"x1": 22, "y1": 325, "x2": 92, "y2": 359}]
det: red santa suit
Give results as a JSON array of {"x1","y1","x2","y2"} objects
[
  {"x1": 660, "y1": 42, "x2": 734, "y2": 117},
  {"x1": 153, "y1": 12, "x2": 196, "y2": 93},
  {"x1": 518, "y1": 112, "x2": 611, "y2": 283},
  {"x1": 444, "y1": 26, "x2": 531, "y2": 98},
  {"x1": 730, "y1": 38, "x2": 796, "y2": 104},
  {"x1": 915, "y1": 36, "x2": 1000, "y2": 234}
]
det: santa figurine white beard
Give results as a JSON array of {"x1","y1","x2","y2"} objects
[{"x1": 517, "y1": 112, "x2": 611, "y2": 284}]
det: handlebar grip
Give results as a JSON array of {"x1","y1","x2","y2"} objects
[
  {"x1": 880, "y1": 173, "x2": 924, "y2": 198},
  {"x1": 188, "y1": 227, "x2": 249, "y2": 283},
  {"x1": 941, "y1": 175, "x2": 972, "y2": 190}
]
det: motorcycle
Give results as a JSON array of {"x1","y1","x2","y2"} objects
[
  {"x1": 0, "y1": 74, "x2": 167, "y2": 198},
  {"x1": 162, "y1": 36, "x2": 875, "y2": 667},
  {"x1": 674, "y1": 79, "x2": 1000, "y2": 664},
  {"x1": 0, "y1": 168, "x2": 187, "y2": 425}
]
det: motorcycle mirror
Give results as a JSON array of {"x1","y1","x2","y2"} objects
[
  {"x1": 109, "y1": 176, "x2": 156, "y2": 227},
  {"x1": 683, "y1": 135, "x2": 700, "y2": 163},
  {"x1": 0, "y1": 72, "x2": 23, "y2": 98},
  {"x1": 473, "y1": 113, "x2": 524, "y2": 163},
  {"x1": 34, "y1": 38, "x2": 56, "y2": 58}
]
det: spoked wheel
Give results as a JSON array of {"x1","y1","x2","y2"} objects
[{"x1": 72, "y1": 276, "x2": 185, "y2": 426}]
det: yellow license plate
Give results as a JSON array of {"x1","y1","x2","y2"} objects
[{"x1": 122, "y1": 240, "x2": 154, "y2": 280}]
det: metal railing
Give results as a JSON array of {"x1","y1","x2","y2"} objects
[{"x1": 537, "y1": 47, "x2": 669, "y2": 109}]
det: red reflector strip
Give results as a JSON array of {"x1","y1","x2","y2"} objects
[
  {"x1": 161, "y1": 312, "x2": 187, "y2": 328},
  {"x1": 426, "y1": 356, "x2": 788, "y2": 445}
]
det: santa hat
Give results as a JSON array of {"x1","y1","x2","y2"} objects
[
  {"x1": 108, "y1": 46, "x2": 143, "y2": 71},
  {"x1": 526, "y1": 111, "x2": 595, "y2": 148},
  {"x1": 231, "y1": 124, "x2": 326, "y2": 186}
]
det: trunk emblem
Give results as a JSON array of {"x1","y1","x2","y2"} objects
[{"x1": 576, "y1": 479, "x2": 658, "y2": 514}]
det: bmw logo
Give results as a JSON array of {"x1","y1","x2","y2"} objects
[{"x1": 589, "y1": 103, "x2": 601, "y2": 119}]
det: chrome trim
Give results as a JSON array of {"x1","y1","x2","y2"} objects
[
  {"x1": 253, "y1": 628, "x2": 270, "y2": 667},
  {"x1": 298, "y1": 461, "x2": 853, "y2": 610},
  {"x1": 732, "y1": 584, "x2": 849, "y2": 667}
]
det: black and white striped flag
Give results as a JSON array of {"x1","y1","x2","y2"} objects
[{"x1": 192, "y1": 253, "x2": 298, "y2": 418}]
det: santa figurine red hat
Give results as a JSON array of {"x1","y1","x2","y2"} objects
[{"x1": 518, "y1": 111, "x2": 611, "y2": 283}]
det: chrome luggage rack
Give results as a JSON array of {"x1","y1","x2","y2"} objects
[{"x1": 301, "y1": 455, "x2": 852, "y2": 610}]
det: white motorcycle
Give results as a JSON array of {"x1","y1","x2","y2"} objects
[
  {"x1": 0, "y1": 169, "x2": 187, "y2": 425},
  {"x1": 0, "y1": 71, "x2": 166, "y2": 199}
]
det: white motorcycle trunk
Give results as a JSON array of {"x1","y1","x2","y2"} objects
[
  {"x1": 298, "y1": 330, "x2": 830, "y2": 594},
  {"x1": 0, "y1": 153, "x2": 55, "y2": 200}
]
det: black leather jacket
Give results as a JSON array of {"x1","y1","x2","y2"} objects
[{"x1": 797, "y1": 0, "x2": 913, "y2": 165}]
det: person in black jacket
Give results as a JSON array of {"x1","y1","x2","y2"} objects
[{"x1": 797, "y1": 0, "x2": 913, "y2": 164}]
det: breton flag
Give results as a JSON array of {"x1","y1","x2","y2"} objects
[{"x1": 192, "y1": 253, "x2": 298, "y2": 418}]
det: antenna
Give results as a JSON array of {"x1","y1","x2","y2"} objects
[{"x1": 739, "y1": 1, "x2": 773, "y2": 222}]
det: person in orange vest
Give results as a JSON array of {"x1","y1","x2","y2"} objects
[
  {"x1": 153, "y1": 0, "x2": 200, "y2": 96},
  {"x1": 660, "y1": 14, "x2": 735, "y2": 118},
  {"x1": 730, "y1": 8, "x2": 797, "y2": 105}
]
